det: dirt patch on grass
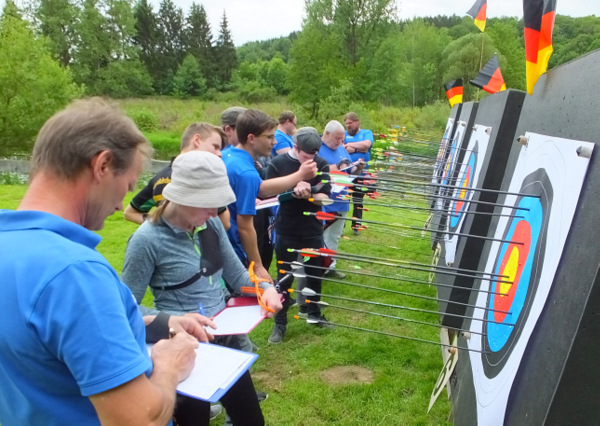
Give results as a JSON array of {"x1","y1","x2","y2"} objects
[{"x1": 321, "y1": 365, "x2": 374, "y2": 385}]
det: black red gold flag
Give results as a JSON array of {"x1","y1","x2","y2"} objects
[
  {"x1": 467, "y1": 0, "x2": 487, "y2": 32},
  {"x1": 444, "y1": 79, "x2": 463, "y2": 107},
  {"x1": 470, "y1": 54, "x2": 506, "y2": 94},
  {"x1": 523, "y1": 0, "x2": 556, "y2": 94}
]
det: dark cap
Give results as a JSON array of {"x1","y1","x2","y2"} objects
[
  {"x1": 293, "y1": 127, "x2": 322, "y2": 154},
  {"x1": 220, "y1": 106, "x2": 247, "y2": 127}
]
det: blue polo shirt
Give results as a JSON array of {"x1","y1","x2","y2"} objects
[
  {"x1": 223, "y1": 147, "x2": 263, "y2": 261},
  {"x1": 345, "y1": 128, "x2": 374, "y2": 165},
  {"x1": 318, "y1": 142, "x2": 351, "y2": 213},
  {"x1": 271, "y1": 129, "x2": 294, "y2": 156},
  {"x1": 0, "y1": 210, "x2": 151, "y2": 425}
]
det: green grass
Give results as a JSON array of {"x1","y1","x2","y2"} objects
[{"x1": 0, "y1": 180, "x2": 452, "y2": 425}]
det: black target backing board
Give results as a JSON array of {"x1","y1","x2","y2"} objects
[
  {"x1": 449, "y1": 49, "x2": 600, "y2": 425},
  {"x1": 435, "y1": 90, "x2": 525, "y2": 323},
  {"x1": 430, "y1": 102, "x2": 478, "y2": 256}
]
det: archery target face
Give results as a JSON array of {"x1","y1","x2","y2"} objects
[
  {"x1": 467, "y1": 133, "x2": 594, "y2": 424},
  {"x1": 444, "y1": 125, "x2": 492, "y2": 265},
  {"x1": 434, "y1": 121, "x2": 468, "y2": 212},
  {"x1": 441, "y1": 121, "x2": 467, "y2": 187}
]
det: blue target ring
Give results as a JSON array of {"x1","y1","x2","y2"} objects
[
  {"x1": 482, "y1": 169, "x2": 552, "y2": 378},
  {"x1": 487, "y1": 196, "x2": 543, "y2": 351},
  {"x1": 449, "y1": 147, "x2": 478, "y2": 231}
]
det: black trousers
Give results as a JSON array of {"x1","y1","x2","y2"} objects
[
  {"x1": 173, "y1": 335, "x2": 264, "y2": 426},
  {"x1": 274, "y1": 233, "x2": 324, "y2": 326},
  {"x1": 351, "y1": 188, "x2": 365, "y2": 230}
]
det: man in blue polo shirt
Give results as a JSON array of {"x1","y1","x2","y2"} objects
[
  {"x1": 318, "y1": 120, "x2": 364, "y2": 279},
  {"x1": 271, "y1": 110, "x2": 297, "y2": 157},
  {"x1": 223, "y1": 109, "x2": 317, "y2": 283},
  {"x1": 0, "y1": 98, "x2": 206, "y2": 425},
  {"x1": 344, "y1": 112, "x2": 374, "y2": 234}
]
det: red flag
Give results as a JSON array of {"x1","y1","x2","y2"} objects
[
  {"x1": 444, "y1": 79, "x2": 463, "y2": 107},
  {"x1": 523, "y1": 0, "x2": 556, "y2": 94},
  {"x1": 467, "y1": 0, "x2": 487, "y2": 32},
  {"x1": 470, "y1": 54, "x2": 506, "y2": 94}
]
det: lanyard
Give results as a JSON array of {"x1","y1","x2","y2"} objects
[{"x1": 186, "y1": 225, "x2": 213, "y2": 285}]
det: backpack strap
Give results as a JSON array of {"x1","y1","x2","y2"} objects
[{"x1": 151, "y1": 221, "x2": 223, "y2": 292}]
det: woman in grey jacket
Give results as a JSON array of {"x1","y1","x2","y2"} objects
[{"x1": 122, "y1": 151, "x2": 282, "y2": 426}]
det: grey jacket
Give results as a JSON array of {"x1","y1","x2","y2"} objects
[{"x1": 122, "y1": 216, "x2": 268, "y2": 317}]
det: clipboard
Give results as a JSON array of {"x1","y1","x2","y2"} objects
[
  {"x1": 211, "y1": 297, "x2": 266, "y2": 336},
  {"x1": 147, "y1": 342, "x2": 258, "y2": 403}
]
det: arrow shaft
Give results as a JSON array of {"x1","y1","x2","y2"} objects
[
  {"x1": 311, "y1": 300, "x2": 485, "y2": 336},
  {"x1": 293, "y1": 271, "x2": 509, "y2": 314},
  {"x1": 293, "y1": 290, "x2": 511, "y2": 326},
  {"x1": 279, "y1": 261, "x2": 505, "y2": 296}
]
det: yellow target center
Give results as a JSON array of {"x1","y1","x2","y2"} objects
[{"x1": 500, "y1": 247, "x2": 520, "y2": 296}]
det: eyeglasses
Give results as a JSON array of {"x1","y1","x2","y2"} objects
[{"x1": 256, "y1": 133, "x2": 276, "y2": 141}]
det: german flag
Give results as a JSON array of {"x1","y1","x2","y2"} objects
[
  {"x1": 444, "y1": 79, "x2": 463, "y2": 107},
  {"x1": 470, "y1": 54, "x2": 506, "y2": 94},
  {"x1": 466, "y1": 0, "x2": 487, "y2": 32},
  {"x1": 523, "y1": 0, "x2": 556, "y2": 94}
]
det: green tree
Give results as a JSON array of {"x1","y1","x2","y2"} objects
[
  {"x1": 104, "y1": 0, "x2": 138, "y2": 61},
  {"x1": 305, "y1": 0, "x2": 397, "y2": 65},
  {"x1": 288, "y1": 21, "x2": 347, "y2": 118},
  {"x1": 551, "y1": 15, "x2": 600, "y2": 68},
  {"x1": 214, "y1": 11, "x2": 236, "y2": 88},
  {"x1": 185, "y1": 3, "x2": 215, "y2": 87},
  {"x1": 266, "y1": 57, "x2": 289, "y2": 95},
  {"x1": 378, "y1": 20, "x2": 449, "y2": 106},
  {"x1": 34, "y1": 0, "x2": 78, "y2": 66},
  {"x1": 155, "y1": 0, "x2": 185, "y2": 93},
  {"x1": 0, "y1": 1, "x2": 81, "y2": 156},
  {"x1": 133, "y1": 0, "x2": 160, "y2": 90},
  {"x1": 71, "y1": 0, "x2": 111, "y2": 89},
  {"x1": 95, "y1": 59, "x2": 154, "y2": 97},
  {"x1": 486, "y1": 18, "x2": 525, "y2": 90},
  {"x1": 171, "y1": 53, "x2": 207, "y2": 98}
]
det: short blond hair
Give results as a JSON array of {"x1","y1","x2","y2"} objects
[{"x1": 180, "y1": 122, "x2": 227, "y2": 150}]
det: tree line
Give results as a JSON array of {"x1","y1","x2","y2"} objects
[
  {"x1": 23, "y1": 0, "x2": 236, "y2": 97},
  {"x1": 1, "y1": 0, "x2": 599, "y2": 155}
]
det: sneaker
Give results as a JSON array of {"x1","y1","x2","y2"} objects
[
  {"x1": 268, "y1": 325, "x2": 286, "y2": 344},
  {"x1": 297, "y1": 305, "x2": 308, "y2": 318},
  {"x1": 306, "y1": 314, "x2": 335, "y2": 329},
  {"x1": 256, "y1": 391, "x2": 269, "y2": 403},
  {"x1": 324, "y1": 269, "x2": 346, "y2": 279},
  {"x1": 210, "y1": 404, "x2": 223, "y2": 420},
  {"x1": 353, "y1": 228, "x2": 360, "y2": 236}
]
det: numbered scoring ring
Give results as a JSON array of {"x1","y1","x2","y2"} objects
[{"x1": 481, "y1": 169, "x2": 552, "y2": 378}]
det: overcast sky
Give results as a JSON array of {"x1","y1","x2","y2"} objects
[{"x1": 172, "y1": 0, "x2": 600, "y2": 46}]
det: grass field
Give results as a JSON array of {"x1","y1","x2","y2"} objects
[{"x1": 0, "y1": 177, "x2": 453, "y2": 425}]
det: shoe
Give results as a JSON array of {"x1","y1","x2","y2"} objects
[
  {"x1": 297, "y1": 305, "x2": 308, "y2": 318},
  {"x1": 268, "y1": 324, "x2": 286, "y2": 344},
  {"x1": 256, "y1": 391, "x2": 269, "y2": 403},
  {"x1": 353, "y1": 228, "x2": 360, "y2": 235},
  {"x1": 210, "y1": 404, "x2": 222, "y2": 420},
  {"x1": 306, "y1": 314, "x2": 335, "y2": 329},
  {"x1": 324, "y1": 269, "x2": 346, "y2": 279}
]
